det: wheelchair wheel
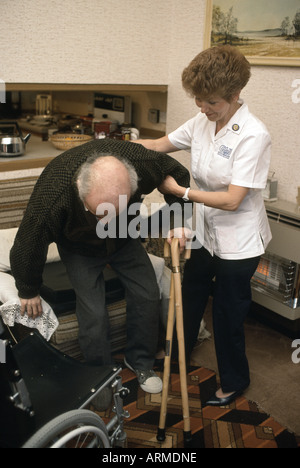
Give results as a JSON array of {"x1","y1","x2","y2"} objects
[{"x1": 22, "y1": 410, "x2": 110, "y2": 448}]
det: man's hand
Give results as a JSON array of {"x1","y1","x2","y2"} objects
[{"x1": 20, "y1": 296, "x2": 43, "y2": 319}]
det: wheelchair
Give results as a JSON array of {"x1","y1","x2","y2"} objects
[{"x1": 0, "y1": 315, "x2": 130, "y2": 448}]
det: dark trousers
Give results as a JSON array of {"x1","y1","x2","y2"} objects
[
  {"x1": 58, "y1": 239, "x2": 160, "y2": 370},
  {"x1": 182, "y1": 247, "x2": 260, "y2": 392}
]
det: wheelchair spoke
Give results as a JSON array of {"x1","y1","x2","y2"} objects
[
  {"x1": 74, "y1": 429, "x2": 101, "y2": 449},
  {"x1": 51, "y1": 425, "x2": 110, "y2": 448}
]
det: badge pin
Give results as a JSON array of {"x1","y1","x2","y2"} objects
[{"x1": 232, "y1": 123, "x2": 240, "y2": 131}]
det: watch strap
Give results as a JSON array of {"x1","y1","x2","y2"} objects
[{"x1": 182, "y1": 187, "x2": 191, "y2": 201}]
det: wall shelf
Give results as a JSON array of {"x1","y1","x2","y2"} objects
[{"x1": 6, "y1": 83, "x2": 168, "y2": 93}]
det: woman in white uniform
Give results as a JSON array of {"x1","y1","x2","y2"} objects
[{"x1": 137, "y1": 45, "x2": 272, "y2": 406}]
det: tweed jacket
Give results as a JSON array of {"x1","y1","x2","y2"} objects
[{"x1": 10, "y1": 139, "x2": 190, "y2": 298}]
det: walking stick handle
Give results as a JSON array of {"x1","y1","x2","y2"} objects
[
  {"x1": 164, "y1": 239, "x2": 171, "y2": 258},
  {"x1": 184, "y1": 245, "x2": 191, "y2": 260},
  {"x1": 164, "y1": 238, "x2": 191, "y2": 260}
]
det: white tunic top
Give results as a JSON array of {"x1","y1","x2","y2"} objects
[{"x1": 168, "y1": 101, "x2": 272, "y2": 259}]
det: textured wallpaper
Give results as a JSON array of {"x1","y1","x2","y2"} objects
[
  {"x1": 0, "y1": 0, "x2": 299, "y2": 203},
  {"x1": 0, "y1": 0, "x2": 170, "y2": 84}
]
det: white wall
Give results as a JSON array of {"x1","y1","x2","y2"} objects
[
  {"x1": 0, "y1": 0, "x2": 170, "y2": 84},
  {"x1": 243, "y1": 67, "x2": 300, "y2": 203},
  {"x1": 0, "y1": 0, "x2": 299, "y2": 202},
  {"x1": 164, "y1": 2, "x2": 300, "y2": 204}
]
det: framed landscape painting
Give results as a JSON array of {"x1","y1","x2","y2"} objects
[{"x1": 204, "y1": 0, "x2": 300, "y2": 66}]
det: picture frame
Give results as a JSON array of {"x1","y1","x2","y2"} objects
[{"x1": 204, "y1": 0, "x2": 300, "y2": 66}]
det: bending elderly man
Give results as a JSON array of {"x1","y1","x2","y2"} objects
[{"x1": 10, "y1": 139, "x2": 190, "y2": 394}]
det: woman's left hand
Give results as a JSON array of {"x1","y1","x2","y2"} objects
[{"x1": 158, "y1": 175, "x2": 181, "y2": 196}]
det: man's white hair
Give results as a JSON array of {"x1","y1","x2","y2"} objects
[{"x1": 76, "y1": 152, "x2": 139, "y2": 202}]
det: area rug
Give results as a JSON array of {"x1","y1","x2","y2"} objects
[
  {"x1": 0, "y1": 174, "x2": 39, "y2": 229},
  {"x1": 98, "y1": 362, "x2": 300, "y2": 449}
]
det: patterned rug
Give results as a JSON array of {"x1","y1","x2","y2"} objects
[
  {"x1": 2, "y1": 173, "x2": 300, "y2": 449},
  {"x1": 0, "y1": 174, "x2": 39, "y2": 229},
  {"x1": 98, "y1": 362, "x2": 300, "y2": 449}
]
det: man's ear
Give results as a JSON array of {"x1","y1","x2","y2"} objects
[{"x1": 76, "y1": 179, "x2": 88, "y2": 211}]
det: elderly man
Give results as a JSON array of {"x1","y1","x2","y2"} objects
[{"x1": 10, "y1": 139, "x2": 190, "y2": 393}]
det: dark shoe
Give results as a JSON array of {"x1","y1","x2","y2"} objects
[
  {"x1": 92, "y1": 387, "x2": 113, "y2": 411},
  {"x1": 204, "y1": 389, "x2": 244, "y2": 407}
]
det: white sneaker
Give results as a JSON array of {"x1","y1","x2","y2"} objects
[{"x1": 124, "y1": 358, "x2": 162, "y2": 394}]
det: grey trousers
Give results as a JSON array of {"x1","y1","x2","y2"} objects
[{"x1": 58, "y1": 239, "x2": 160, "y2": 370}]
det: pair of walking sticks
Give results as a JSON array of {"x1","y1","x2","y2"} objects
[{"x1": 157, "y1": 238, "x2": 192, "y2": 447}]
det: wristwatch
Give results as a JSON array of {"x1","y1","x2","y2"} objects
[{"x1": 182, "y1": 187, "x2": 191, "y2": 201}]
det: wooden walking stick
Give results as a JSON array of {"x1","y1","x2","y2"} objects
[{"x1": 157, "y1": 238, "x2": 192, "y2": 447}]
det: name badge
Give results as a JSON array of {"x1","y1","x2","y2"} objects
[{"x1": 217, "y1": 145, "x2": 232, "y2": 159}]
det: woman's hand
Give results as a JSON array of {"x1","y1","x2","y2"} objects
[
  {"x1": 20, "y1": 295, "x2": 43, "y2": 319},
  {"x1": 158, "y1": 175, "x2": 183, "y2": 197},
  {"x1": 159, "y1": 178, "x2": 249, "y2": 212}
]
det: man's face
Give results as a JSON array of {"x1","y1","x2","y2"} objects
[{"x1": 83, "y1": 192, "x2": 129, "y2": 225}]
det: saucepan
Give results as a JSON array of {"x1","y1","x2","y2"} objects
[{"x1": 0, "y1": 121, "x2": 31, "y2": 157}]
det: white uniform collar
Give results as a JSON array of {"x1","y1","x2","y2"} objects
[
  {"x1": 227, "y1": 99, "x2": 248, "y2": 135},
  {"x1": 211, "y1": 99, "x2": 248, "y2": 140}
]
